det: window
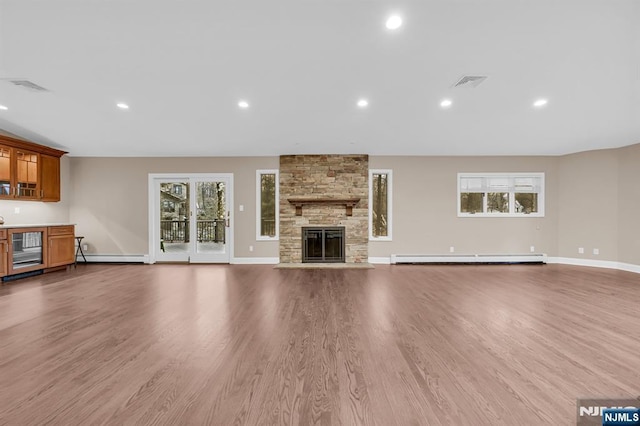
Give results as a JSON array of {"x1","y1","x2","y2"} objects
[
  {"x1": 162, "y1": 200, "x2": 175, "y2": 212},
  {"x1": 458, "y1": 173, "x2": 544, "y2": 217},
  {"x1": 369, "y1": 169, "x2": 392, "y2": 240},
  {"x1": 256, "y1": 170, "x2": 279, "y2": 240}
]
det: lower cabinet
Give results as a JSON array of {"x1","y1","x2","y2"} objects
[
  {"x1": 7, "y1": 227, "x2": 47, "y2": 275},
  {"x1": 0, "y1": 225, "x2": 75, "y2": 281},
  {"x1": 0, "y1": 229, "x2": 7, "y2": 278},
  {"x1": 48, "y1": 225, "x2": 75, "y2": 268}
]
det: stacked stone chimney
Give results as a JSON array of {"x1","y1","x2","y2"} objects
[{"x1": 279, "y1": 155, "x2": 369, "y2": 263}]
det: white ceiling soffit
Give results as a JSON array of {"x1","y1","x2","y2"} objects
[{"x1": 0, "y1": 0, "x2": 639, "y2": 157}]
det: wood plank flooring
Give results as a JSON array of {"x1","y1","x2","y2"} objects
[{"x1": 1, "y1": 263, "x2": 639, "y2": 425}]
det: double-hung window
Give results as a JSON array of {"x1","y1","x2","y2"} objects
[
  {"x1": 256, "y1": 170, "x2": 279, "y2": 240},
  {"x1": 458, "y1": 173, "x2": 544, "y2": 217},
  {"x1": 369, "y1": 169, "x2": 392, "y2": 240}
]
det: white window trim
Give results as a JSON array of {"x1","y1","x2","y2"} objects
[
  {"x1": 256, "y1": 169, "x2": 279, "y2": 241},
  {"x1": 369, "y1": 169, "x2": 393, "y2": 241},
  {"x1": 457, "y1": 172, "x2": 545, "y2": 218}
]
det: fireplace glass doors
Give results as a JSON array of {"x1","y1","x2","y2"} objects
[{"x1": 302, "y1": 227, "x2": 345, "y2": 263}]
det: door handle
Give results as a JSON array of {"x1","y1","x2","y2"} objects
[{"x1": 225, "y1": 211, "x2": 230, "y2": 227}]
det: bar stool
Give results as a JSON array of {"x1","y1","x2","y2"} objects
[{"x1": 75, "y1": 236, "x2": 87, "y2": 266}]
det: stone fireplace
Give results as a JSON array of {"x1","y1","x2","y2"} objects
[{"x1": 279, "y1": 155, "x2": 368, "y2": 263}]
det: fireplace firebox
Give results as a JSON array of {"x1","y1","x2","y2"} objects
[{"x1": 302, "y1": 227, "x2": 345, "y2": 263}]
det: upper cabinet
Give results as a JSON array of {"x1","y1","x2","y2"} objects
[
  {"x1": 0, "y1": 146, "x2": 11, "y2": 196},
  {"x1": 0, "y1": 134, "x2": 66, "y2": 202},
  {"x1": 40, "y1": 154, "x2": 61, "y2": 202},
  {"x1": 16, "y1": 148, "x2": 40, "y2": 199}
]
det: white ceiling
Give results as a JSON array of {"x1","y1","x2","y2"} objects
[{"x1": 0, "y1": 0, "x2": 638, "y2": 157}]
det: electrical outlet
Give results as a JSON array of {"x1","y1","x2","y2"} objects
[
  {"x1": 239, "y1": 205, "x2": 244, "y2": 212},
  {"x1": 249, "y1": 245, "x2": 254, "y2": 252},
  {"x1": 593, "y1": 248, "x2": 599, "y2": 255},
  {"x1": 83, "y1": 244, "x2": 88, "y2": 251},
  {"x1": 14, "y1": 207, "x2": 20, "y2": 214},
  {"x1": 530, "y1": 246, "x2": 535, "y2": 252},
  {"x1": 449, "y1": 246, "x2": 455, "y2": 253},
  {"x1": 578, "y1": 247, "x2": 584, "y2": 254}
]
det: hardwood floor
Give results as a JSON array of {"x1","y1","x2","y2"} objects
[{"x1": 1, "y1": 264, "x2": 639, "y2": 425}]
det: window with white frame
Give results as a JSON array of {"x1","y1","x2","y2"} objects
[
  {"x1": 256, "y1": 170, "x2": 279, "y2": 240},
  {"x1": 369, "y1": 169, "x2": 392, "y2": 240},
  {"x1": 458, "y1": 173, "x2": 544, "y2": 217}
]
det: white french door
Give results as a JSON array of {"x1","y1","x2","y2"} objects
[{"x1": 149, "y1": 173, "x2": 233, "y2": 263}]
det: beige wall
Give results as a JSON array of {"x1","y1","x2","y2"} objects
[
  {"x1": 617, "y1": 143, "x2": 640, "y2": 265},
  {"x1": 557, "y1": 149, "x2": 619, "y2": 261},
  {"x1": 68, "y1": 155, "x2": 561, "y2": 260},
  {"x1": 0, "y1": 155, "x2": 71, "y2": 224},
  {"x1": 68, "y1": 157, "x2": 279, "y2": 257},
  {"x1": 64, "y1": 144, "x2": 640, "y2": 267},
  {"x1": 369, "y1": 156, "x2": 559, "y2": 257}
]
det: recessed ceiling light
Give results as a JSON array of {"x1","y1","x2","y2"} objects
[
  {"x1": 116, "y1": 103, "x2": 129, "y2": 110},
  {"x1": 0, "y1": 105, "x2": 7, "y2": 111},
  {"x1": 238, "y1": 100, "x2": 250, "y2": 109},
  {"x1": 533, "y1": 99, "x2": 548, "y2": 108},
  {"x1": 440, "y1": 99, "x2": 453, "y2": 108},
  {"x1": 386, "y1": 15, "x2": 403, "y2": 30},
  {"x1": 357, "y1": 99, "x2": 369, "y2": 108}
]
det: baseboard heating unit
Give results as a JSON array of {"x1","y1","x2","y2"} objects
[{"x1": 390, "y1": 254, "x2": 547, "y2": 265}]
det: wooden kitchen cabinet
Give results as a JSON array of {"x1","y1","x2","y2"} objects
[
  {"x1": 47, "y1": 225, "x2": 75, "y2": 267},
  {"x1": 0, "y1": 229, "x2": 7, "y2": 278},
  {"x1": 0, "y1": 225, "x2": 75, "y2": 281},
  {"x1": 40, "y1": 154, "x2": 61, "y2": 201},
  {"x1": 15, "y1": 148, "x2": 40, "y2": 199},
  {"x1": 0, "y1": 133, "x2": 66, "y2": 202},
  {"x1": 0, "y1": 146, "x2": 11, "y2": 197}
]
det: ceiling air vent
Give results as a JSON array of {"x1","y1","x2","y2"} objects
[
  {"x1": 453, "y1": 75, "x2": 488, "y2": 88},
  {"x1": 7, "y1": 80, "x2": 49, "y2": 92}
]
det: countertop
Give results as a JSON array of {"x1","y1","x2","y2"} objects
[{"x1": 0, "y1": 223, "x2": 75, "y2": 229}]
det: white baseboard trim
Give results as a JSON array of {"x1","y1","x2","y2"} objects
[
  {"x1": 546, "y1": 257, "x2": 640, "y2": 274},
  {"x1": 368, "y1": 257, "x2": 391, "y2": 264},
  {"x1": 618, "y1": 262, "x2": 640, "y2": 274},
  {"x1": 390, "y1": 253, "x2": 546, "y2": 264},
  {"x1": 77, "y1": 254, "x2": 640, "y2": 274},
  {"x1": 231, "y1": 257, "x2": 280, "y2": 265},
  {"x1": 369, "y1": 255, "x2": 640, "y2": 275},
  {"x1": 77, "y1": 254, "x2": 149, "y2": 263},
  {"x1": 546, "y1": 257, "x2": 619, "y2": 269}
]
